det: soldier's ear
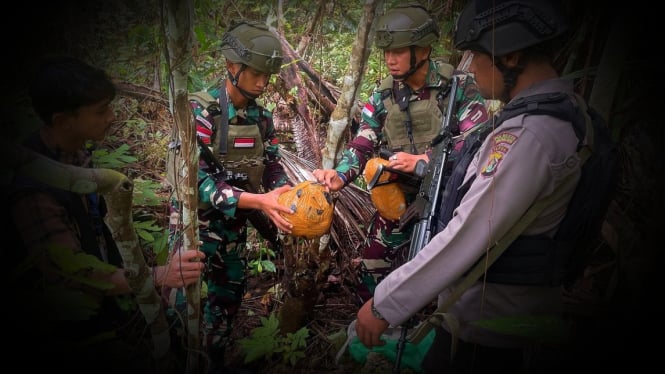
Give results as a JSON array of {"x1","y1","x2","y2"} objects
[{"x1": 499, "y1": 51, "x2": 522, "y2": 69}]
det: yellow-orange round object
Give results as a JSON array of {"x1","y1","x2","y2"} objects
[
  {"x1": 278, "y1": 181, "x2": 334, "y2": 238},
  {"x1": 363, "y1": 158, "x2": 406, "y2": 221}
]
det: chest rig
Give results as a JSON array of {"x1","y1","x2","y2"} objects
[
  {"x1": 190, "y1": 86, "x2": 267, "y2": 193},
  {"x1": 380, "y1": 61, "x2": 455, "y2": 154}
]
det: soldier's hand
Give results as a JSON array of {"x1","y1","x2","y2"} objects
[
  {"x1": 313, "y1": 169, "x2": 345, "y2": 191},
  {"x1": 263, "y1": 185, "x2": 295, "y2": 233}
]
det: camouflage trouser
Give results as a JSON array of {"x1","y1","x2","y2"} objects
[
  {"x1": 167, "y1": 202, "x2": 247, "y2": 354},
  {"x1": 356, "y1": 211, "x2": 413, "y2": 304},
  {"x1": 200, "y1": 239, "x2": 247, "y2": 351}
]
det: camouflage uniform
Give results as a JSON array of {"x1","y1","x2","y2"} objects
[
  {"x1": 333, "y1": 61, "x2": 489, "y2": 302},
  {"x1": 168, "y1": 85, "x2": 290, "y2": 354}
]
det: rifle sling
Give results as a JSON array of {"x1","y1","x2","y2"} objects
[{"x1": 214, "y1": 82, "x2": 229, "y2": 155}]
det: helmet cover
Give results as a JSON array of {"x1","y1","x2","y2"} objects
[
  {"x1": 221, "y1": 21, "x2": 283, "y2": 74},
  {"x1": 278, "y1": 181, "x2": 334, "y2": 238},
  {"x1": 375, "y1": 3, "x2": 440, "y2": 50},
  {"x1": 363, "y1": 158, "x2": 406, "y2": 221}
]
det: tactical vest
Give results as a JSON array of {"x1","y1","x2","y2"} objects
[
  {"x1": 380, "y1": 61, "x2": 454, "y2": 154},
  {"x1": 189, "y1": 89, "x2": 266, "y2": 193},
  {"x1": 438, "y1": 92, "x2": 613, "y2": 286}
]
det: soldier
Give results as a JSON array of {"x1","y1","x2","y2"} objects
[
  {"x1": 313, "y1": 3, "x2": 489, "y2": 303},
  {"x1": 168, "y1": 21, "x2": 293, "y2": 372}
]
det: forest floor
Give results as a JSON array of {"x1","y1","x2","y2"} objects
[
  {"x1": 223, "y1": 273, "x2": 362, "y2": 373},
  {"x1": 215, "y1": 245, "x2": 630, "y2": 373}
]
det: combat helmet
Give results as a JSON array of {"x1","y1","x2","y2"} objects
[
  {"x1": 375, "y1": 3, "x2": 440, "y2": 50},
  {"x1": 221, "y1": 21, "x2": 283, "y2": 74},
  {"x1": 454, "y1": 0, "x2": 569, "y2": 56}
]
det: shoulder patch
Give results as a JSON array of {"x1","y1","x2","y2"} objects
[{"x1": 481, "y1": 132, "x2": 518, "y2": 177}]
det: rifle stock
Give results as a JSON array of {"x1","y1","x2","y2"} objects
[{"x1": 393, "y1": 76, "x2": 460, "y2": 373}]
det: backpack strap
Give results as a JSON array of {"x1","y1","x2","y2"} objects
[
  {"x1": 407, "y1": 169, "x2": 578, "y2": 346},
  {"x1": 497, "y1": 92, "x2": 586, "y2": 149},
  {"x1": 215, "y1": 82, "x2": 229, "y2": 155},
  {"x1": 408, "y1": 92, "x2": 593, "y2": 346},
  {"x1": 189, "y1": 85, "x2": 230, "y2": 155}
]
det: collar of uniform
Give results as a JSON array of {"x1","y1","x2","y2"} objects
[
  {"x1": 425, "y1": 59, "x2": 449, "y2": 89},
  {"x1": 228, "y1": 102, "x2": 259, "y2": 122}
]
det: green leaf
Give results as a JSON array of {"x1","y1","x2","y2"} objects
[
  {"x1": 287, "y1": 328, "x2": 309, "y2": 350},
  {"x1": 238, "y1": 335, "x2": 279, "y2": 363},
  {"x1": 137, "y1": 229, "x2": 155, "y2": 242},
  {"x1": 260, "y1": 259, "x2": 276, "y2": 273},
  {"x1": 133, "y1": 219, "x2": 157, "y2": 229}
]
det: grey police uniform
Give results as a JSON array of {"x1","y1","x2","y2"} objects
[{"x1": 373, "y1": 78, "x2": 582, "y2": 348}]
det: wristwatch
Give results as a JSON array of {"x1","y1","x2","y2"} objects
[{"x1": 371, "y1": 300, "x2": 385, "y2": 320}]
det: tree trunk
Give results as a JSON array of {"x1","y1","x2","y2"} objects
[
  {"x1": 162, "y1": 0, "x2": 201, "y2": 373},
  {"x1": 321, "y1": 0, "x2": 381, "y2": 169},
  {"x1": 295, "y1": 1, "x2": 330, "y2": 57}
]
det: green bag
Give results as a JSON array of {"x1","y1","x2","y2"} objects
[{"x1": 345, "y1": 321, "x2": 435, "y2": 373}]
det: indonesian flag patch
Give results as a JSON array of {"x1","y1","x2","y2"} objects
[
  {"x1": 362, "y1": 102, "x2": 375, "y2": 119},
  {"x1": 233, "y1": 137, "x2": 256, "y2": 148}
]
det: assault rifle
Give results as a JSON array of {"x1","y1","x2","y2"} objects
[
  {"x1": 196, "y1": 136, "x2": 281, "y2": 251},
  {"x1": 392, "y1": 76, "x2": 460, "y2": 373}
]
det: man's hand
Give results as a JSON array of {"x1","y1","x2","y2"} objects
[
  {"x1": 312, "y1": 169, "x2": 345, "y2": 191},
  {"x1": 154, "y1": 249, "x2": 206, "y2": 288},
  {"x1": 356, "y1": 297, "x2": 390, "y2": 349},
  {"x1": 261, "y1": 184, "x2": 295, "y2": 233},
  {"x1": 238, "y1": 185, "x2": 294, "y2": 234},
  {"x1": 387, "y1": 151, "x2": 428, "y2": 174}
]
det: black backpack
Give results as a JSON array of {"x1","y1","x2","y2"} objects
[{"x1": 488, "y1": 92, "x2": 620, "y2": 286}]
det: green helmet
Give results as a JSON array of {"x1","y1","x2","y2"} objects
[
  {"x1": 221, "y1": 21, "x2": 283, "y2": 74},
  {"x1": 375, "y1": 3, "x2": 440, "y2": 50}
]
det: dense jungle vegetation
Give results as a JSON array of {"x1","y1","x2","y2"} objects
[{"x1": 2, "y1": 0, "x2": 661, "y2": 372}]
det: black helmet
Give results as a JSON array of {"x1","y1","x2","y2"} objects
[
  {"x1": 375, "y1": 3, "x2": 440, "y2": 50},
  {"x1": 221, "y1": 21, "x2": 283, "y2": 74},
  {"x1": 454, "y1": 0, "x2": 569, "y2": 56}
]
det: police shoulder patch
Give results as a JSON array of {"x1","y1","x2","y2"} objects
[{"x1": 481, "y1": 131, "x2": 518, "y2": 177}]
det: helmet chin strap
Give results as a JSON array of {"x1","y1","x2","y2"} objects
[
  {"x1": 391, "y1": 45, "x2": 427, "y2": 82},
  {"x1": 227, "y1": 65, "x2": 260, "y2": 100}
]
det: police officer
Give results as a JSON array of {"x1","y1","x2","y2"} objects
[
  {"x1": 169, "y1": 21, "x2": 293, "y2": 372},
  {"x1": 356, "y1": 0, "x2": 580, "y2": 373},
  {"x1": 313, "y1": 3, "x2": 488, "y2": 303}
]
